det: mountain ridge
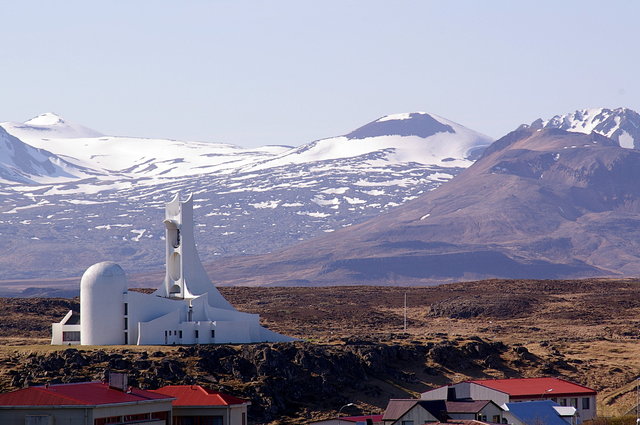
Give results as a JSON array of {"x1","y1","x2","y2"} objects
[{"x1": 205, "y1": 127, "x2": 640, "y2": 286}]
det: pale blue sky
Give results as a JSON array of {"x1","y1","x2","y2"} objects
[{"x1": 1, "y1": 1, "x2": 638, "y2": 147}]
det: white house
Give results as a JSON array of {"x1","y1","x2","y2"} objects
[
  {"x1": 52, "y1": 193, "x2": 295, "y2": 346},
  {"x1": 421, "y1": 378, "x2": 596, "y2": 423}
]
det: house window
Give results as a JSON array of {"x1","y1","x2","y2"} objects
[
  {"x1": 195, "y1": 330, "x2": 199, "y2": 339},
  {"x1": 560, "y1": 398, "x2": 567, "y2": 406},
  {"x1": 242, "y1": 412, "x2": 246, "y2": 425},
  {"x1": 401, "y1": 421, "x2": 414, "y2": 425},
  {"x1": 493, "y1": 415, "x2": 501, "y2": 423},
  {"x1": 571, "y1": 398, "x2": 578, "y2": 408},
  {"x1": 582, "y1": 397, "x2": 590, "y2": 410},
  {"x1": 25, "y1": 416, "x2": 52, "y2": 425}
]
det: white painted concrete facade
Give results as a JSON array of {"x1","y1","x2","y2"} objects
[{"x1": 52, "y1": 194, "x2": 294, "y2": 346}]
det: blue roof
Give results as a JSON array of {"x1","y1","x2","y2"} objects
[{"x1": 506, "y1": 400, "x2": 570, "y2": 425}]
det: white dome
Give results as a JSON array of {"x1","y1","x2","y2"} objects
[
  {"x1": 80, "y1": 261, "x2": 127, "y2": 345},
  {"x1": 81, "y1": 262, "x2": 126, "y2": 287}
]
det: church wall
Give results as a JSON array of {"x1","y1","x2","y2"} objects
[{"x1": 126, "y1": 291, "x2": 186, "y2": 345}]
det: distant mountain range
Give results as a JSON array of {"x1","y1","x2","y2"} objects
[
  {"x1": 1, "y1": 107, "x2": 639, "y2": 290},
  {"x1": 207, "y1": 124, "x2": 640, "y2": 286},
  {"x1": 0, "y1": 111, "x2": 491, "y2": 283}
]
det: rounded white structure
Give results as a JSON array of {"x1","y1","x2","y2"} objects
[{"x1": 80, "y1": 261, "x2": 126, "y2": 345}]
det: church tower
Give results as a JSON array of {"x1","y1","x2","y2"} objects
[{"x1": 157, "y1": 193, "x2": 234, "y2": 310}]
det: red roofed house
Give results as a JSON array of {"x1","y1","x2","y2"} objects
[
  {"x1": 0, "y1": 378, "x2": 174, "y2": 425},
  {"x1": 421, "y1": 377, "x2": 597, "y2": 422},
  {"x1": 150, "y1": 385, "x2": 250, "y2": 425}
]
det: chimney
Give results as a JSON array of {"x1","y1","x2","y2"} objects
[{"x1": 109, "y1": 372, "x2": 128, "y2": 392}]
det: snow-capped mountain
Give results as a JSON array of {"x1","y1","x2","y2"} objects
[
  {"x1": 2, "y1": 112, "x2": 104, "y2": 140},
  {"x1": 0, "y1": 126, "x2": 93, "y2": 184},
  {"x1": 244, "y1": 112, "x2": 491, "y2": 172},
  {"x1": 526, "y1": 107, "x2": 640, "y2": 149},
  {"x1": 0, "y1": 112, "x2": 492, "y2": 285},
  {"x1": 1, "y1": 114, "x2": 291, "y2": 179}
]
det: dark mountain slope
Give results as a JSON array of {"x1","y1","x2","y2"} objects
[{"x1": 207, "y1": 128, "x2": 640, "y2": 285}]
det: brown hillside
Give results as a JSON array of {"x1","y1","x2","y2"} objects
[{"x1": 0, "y1": 278, "x2": 638, "y2": 424}]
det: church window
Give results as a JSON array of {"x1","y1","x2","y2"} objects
[
  {"x1": 195, "y1": 330, "x2": 199, "y2": 339},
  {"x1": 62, "y1": 331, "x2": 80, "y2": 342},
  {"x1": 211, "y1": 329, "x2": 215, "y2": 338}
]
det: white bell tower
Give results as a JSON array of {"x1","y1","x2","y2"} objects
[{"x1": 156, "y1": 193, "x2": 234, "y2": 310}]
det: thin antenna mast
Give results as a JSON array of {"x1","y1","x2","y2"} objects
[{"x1": 403, "y1": 292, "x2": 407, "y2": 331}]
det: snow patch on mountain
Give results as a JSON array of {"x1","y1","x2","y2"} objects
[
  {"x1": 527, "y1": 107, "x2": 640, "y2": 150},
  {"x1": 0, "y1": 127, "x2": 93, "y2": 184}
]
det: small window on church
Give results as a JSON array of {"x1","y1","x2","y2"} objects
[
  {"x1": 124, "y1": 303, "x2": 128, "y2": 315},
  {"x1": 195, "y1": 330, "x2": 199, "y2": 339},
  {"x1": 211, "y1": 330, "x2": 215, "y2": 338},
  {"x1": 179, "y1": 330, "x2": 183, "y2": 338}
]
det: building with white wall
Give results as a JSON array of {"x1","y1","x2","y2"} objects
[
  {"x1": 52, "y1": 194, "x2": 294, "y2": 346},
  {"x1": 0, "y1": 378, "x2": 174, "y2": 425},
  {"x1": 420, "y1": 378, "x2": 596, "y2": 423}
]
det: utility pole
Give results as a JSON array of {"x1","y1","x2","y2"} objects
[{"x1": 403, "y1": 292, "x2": 407, "y2": 331}]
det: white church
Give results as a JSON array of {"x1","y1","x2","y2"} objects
[{"x1": 51, "y1": 194, "x2": 295, "y2": 346}]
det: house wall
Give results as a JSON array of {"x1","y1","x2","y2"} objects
[
  {"x1": 173, "y1": 404, "x2": 248, "y2": 425},
  {"x1": 0, "y1": 408, "x2": 91, "y2": 425},
  {"x1": 420, "y1": 386, "x2": 448, "y2": 400},
  {"x1": 514, "y1": 395, "x2": 595, "y2": 422},
  {"x1": 448, "y1": 402, "x2": 503, "y2": 422},
  {"x1": 92, "y1": 400, "x2": 173, "y2": 420},
  {"x1": 393, "y1": 405, "x2": 438, "y2": 425},
  {"x1": 0, "y1": 402, "x2": 171, "y2": 425},
  {"x1": 461, "y1": 383, "x2": 509, "y2": 405}
]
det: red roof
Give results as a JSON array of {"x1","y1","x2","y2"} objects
[
  {"x1": 0, "y1": 382, "x2": 173, "y2": 407},
  {"x1": 468, "y1": 378, "x2": 596, "y2": 398},
  {"x1": 150, "y1": 385, "x2": 248, "y2": 407}
]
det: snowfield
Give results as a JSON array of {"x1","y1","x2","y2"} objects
[{"x1": 0, "y1": 111, "x2": 496, "y2": 281}]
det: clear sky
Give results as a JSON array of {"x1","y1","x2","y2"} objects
[{"x1": 2, "y1": 1, "x2": 639, "y2": 147}]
